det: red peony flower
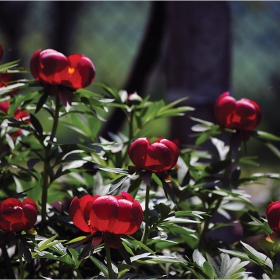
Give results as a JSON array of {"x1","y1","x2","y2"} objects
[
  {"x1": 69, "y1": 192, "x2": 143, "y2": 248},
  {"x1": 128, "y1": 138, "x2": 179, "y2": 173},
  {"x1": 0, "y1": 198, "x2": 38, "y2": 232},
  {"x1": 30, "y1": 49, "x2": 95, "y2": 90},
  {"x1": 215, "y1": 92, "x2": 261, "y2": 131},
  {"x1": 266, "y1": 201, "x2": 280, "y2": 234}
]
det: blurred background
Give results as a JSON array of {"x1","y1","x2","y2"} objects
[{"x1": 0, "y1": 1, "x2": 280, "y2": 206}]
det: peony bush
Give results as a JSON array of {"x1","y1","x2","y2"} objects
[{"x1": 0, "y1": 44, "x2": 280, "y2": 279}]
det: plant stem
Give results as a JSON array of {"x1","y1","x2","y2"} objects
[
  {"x1": 19, "y1": 244, "x2": 24, "y2": 279},
  {"x1": 141, "y1": 184, "x2": 151, "y2": 245},
  {"x1": 105, "y1": 243, "x2": 114, "y2": 279},
  {"x1": 41, "y1": 94, "x2": 61, "y2": 226},
  {"x1": 122, "y1": 110, "x2": 134, "y2": 166},
  {"x1": 198, "y1": 198, "x2": 223, "y2": 252},
  {"x1": 1, "y1": 244, "x2": 15, "y2": 279}
]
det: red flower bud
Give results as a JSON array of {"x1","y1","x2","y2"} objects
[
  {"x1": 266, "y1": 201, "x2": 280, "y2": 234},
  {"x1": 0, "y1": 198, "x2": 38, "y2": 232},
  {"x1": 215, "y1": 92, "x2": 261, "y2": 131},
  {"x1": 69, "y1": 192, "x2": 143, "y2": 236},
  {"x1": 30, "y1": 49, "x2": 95, "y2": 90},
  {"x1": 128, "y1": 138, "x2": 179, "y2": 173}
]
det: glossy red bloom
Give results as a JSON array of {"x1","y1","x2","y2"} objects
[
  {"x1": 69, "y1": 192, "x2": 143, "y2": 236},
  {"x1": 128, "y1": 138, "x2": 179, "y2": 173},
  {"x1": 30, "y1": 49, "x2": 95, "y2": 90},
  {"x1": 0, "y1": 198, "x2": 38, "y2": 232},
  {"x1": 215, "y1": 92, "x2": 262, "y2": 131},
  {"x1": 266, "y1": 201, "x2": 280, "y2": 234}
]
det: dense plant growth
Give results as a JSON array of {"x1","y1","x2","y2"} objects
[{"x1": 1, "y1": 45, "x2": 280, "y2": 279}]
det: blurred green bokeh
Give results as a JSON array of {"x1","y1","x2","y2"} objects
[{"x1": 1, "y1": 1, "x2": 280, "y2": 161}]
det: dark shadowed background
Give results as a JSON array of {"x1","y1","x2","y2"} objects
[{"x1": 1, "y1": 1, "x2": 280, "y2": 165}]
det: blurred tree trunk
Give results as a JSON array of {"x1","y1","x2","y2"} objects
[
  {"x1": 100, "y1": 1, "x2": 166, "y2": 138},
  {"x1": 165, "y1": 1, "x2": 231, "y2": 146},
  {"x1": 100, "y1": 2, "x2": 231, "y2": 146},
  {"x1": 0, "y1": 2, "x2": 29, "y2": 61},
  {"x1": 50, "y1": 1, "x2": 85, "y2": 54}
]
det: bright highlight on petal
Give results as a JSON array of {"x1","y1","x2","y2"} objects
[{"x1": 29, "y1": 49, "x2": 95, "y2": 90}]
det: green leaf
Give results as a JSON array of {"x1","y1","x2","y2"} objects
[
  {"x1": 253, "y1": 130, "x2": 280, "y2": 141},
  {"x1": 89, "y1": 256, "x2": 108, "y2": 278},
  {"x1": 175, "y1": 210, "x2": 206, "y2": 220},
  {"x1": 35, "y1": 91, "x2": 49, "y2": 113},
  {"x1": 65, "y1": 236, "x2": 87, "y2": 245},
  {"x1": 108, "y1": 175, "x2": 129, "y2": 194},
  {"x1": 193, "y1": 249, "x2": 206, "y2": 267},
  {"x1": 99, "y1": 167, "x2": 130, "y2": 175},
  {"x1": 240, "y1": 241, "x2": 273, "y2": 270},
  {"x1": 67, "y1": 248, "x2": 83, "y2": 268},
  {"x1": 29, "y1": 113, "x2": 43, "y2": 135},
  {"x1": 128, "y1": 237, "x2": 156, "y2": 255},
  {"x1": 206, "y1": 253, "x2": 249, "y2": 279},
  {"x1": 37, "y1": 235, "x2": 65, "y2": 252}
]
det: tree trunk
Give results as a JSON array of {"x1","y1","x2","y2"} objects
[{"x1": 165, "y1": 1, "x2": 231, "y2": 146}]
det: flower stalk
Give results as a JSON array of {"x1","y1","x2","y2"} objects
[
  {"x1": 105, "y1": 243, "x2": 114, "y2": 279},
  {"x1": 41, "y1": 93, "x2": 60, "y2": 226}
]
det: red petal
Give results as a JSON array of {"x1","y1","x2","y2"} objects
[
  {"x1": 39, "y1": 49, "x2": 68, "y2": 84},
  {"x1": 125, "y1": 200, "x2": 143, "y2": 234},
  {"x1": 14, "y1": 110, "x2": 30, "y2": 123},
  {"x1": 215, "y1": 94, "x2": 236, "y2": 126},
  {"x1": 266, "y1": 201, "x2": 280, "y2": 233},
  {"x1": 159, "y1": 139, "x2": 179, "y2": 169},
  {"x1": 69, "y1": 196, "x2": 91, "y2": 233},
  {"x1": 22, "y1": 204, "x2": 37, "y2": 231},
  {"x1": 74, "y1": 55, "x2": 95, "y2": 88},
  {"x1": 128, "y1": 138, "x2": 149, "y2": 169},
  {"x1": 112, "y1": 199, "x2": 132, "y2": 234},
  {"x1": 0, "y1": 101, "x2": 10, "y2": 114},
  {"x1": 90, "y1": 196, "x2": 119, "y2": 232},
  {"x1": 29, "y1": 49, "x2": 41, "y2": 80}
]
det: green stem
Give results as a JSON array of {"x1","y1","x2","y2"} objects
[
  {"x1": 198, "y1": 198, "x2": 223, "y2": 252},
  {"x1": 122, "y1": 110, "x2": 134, "y2": 167},
  {"x1": 41, "y1": 94, "x2": 61, "y2": 226},
  {"x1": 18, "y1": 241, "x2": 24, "y2": 279},
  {"x1": 1, "y1": 243, "x2": 15, "y2": 279},
  {"x1": 105, "y1": 243, "x2": 114, "y2": 279},
  {"x1": 134, "y1": 184, "x2": 151, "y2": 275},
  {"x1": 141, "y1": 184, "x2": 151, "y2": 245}
]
